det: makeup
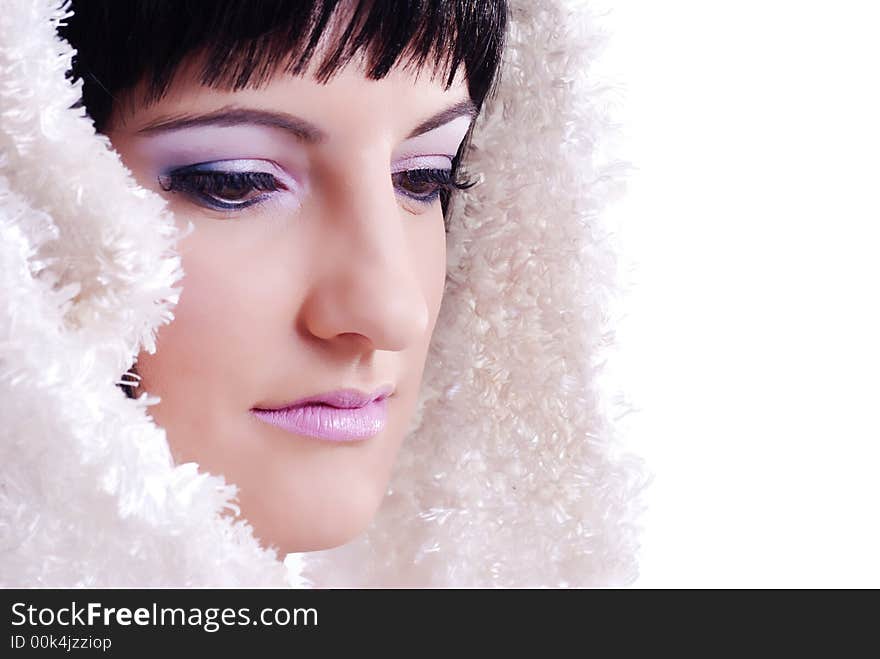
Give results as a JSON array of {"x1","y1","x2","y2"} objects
[
  {"x1": 122, "y1": 124, "x2": 308, "y2": 212},
  {"x1": 250, "y1": 387, "x2": 393, "y2": 442},
  {"x1": 128, "y1": 123, "x2": 311, "y2": 172},
  {"x1": 390, "y1": 115, "x2": 473, "y2": 206},
  {"x1": 158, "y1": 158, "x2": 299, "y2": 212},
  {"x1": 392, "y1": 114, "x2": 472, "y2": 165},
  {"x1": 122, "y1": 108, "x2": 472, "y2": 215}
]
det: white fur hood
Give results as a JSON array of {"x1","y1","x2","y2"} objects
[{"x1": 0, "y1": 0, "x2": 643, "y2": 587}]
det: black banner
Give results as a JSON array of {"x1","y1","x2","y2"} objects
[
  {"x1": 2, "y1": 588, "x2": 595, "y2": 653},
  {"x1": 3, "y1": 588, "x2": 870, "y2": 653}
]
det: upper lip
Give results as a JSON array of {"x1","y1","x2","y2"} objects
[{"x1": 253, "y1": 385, "x2": 394, "y2": 411}]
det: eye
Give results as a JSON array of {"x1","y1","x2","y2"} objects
[
  {"x1": 393, "y1": 168, "x2": 456, "y2": 205},
  {"x1": 158, "y1": 160, "x2": 292, "y2": 212}
]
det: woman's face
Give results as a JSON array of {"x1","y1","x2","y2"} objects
[{"x1": 105, "y1": 51, "x2": 473, "y2": 555}]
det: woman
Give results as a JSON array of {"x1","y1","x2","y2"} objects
[{"x1": 0, "y1": 0, "x2": 642, "y2": 587}]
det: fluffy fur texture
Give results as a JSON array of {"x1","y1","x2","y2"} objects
[{"x1": 0, "y1": 0, "x2": 643, "y2": 587}]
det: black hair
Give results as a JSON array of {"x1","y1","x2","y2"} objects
[
  {"x1": 59, "y1": 1, "x2": 508, "y2": 399},
  {"x1": 57, "y1": 0, "x2": 507, "y2": 128}
]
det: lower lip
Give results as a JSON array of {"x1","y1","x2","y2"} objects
[{"x1": 250, "y1": 398, "x2": 388, "y2": 442}]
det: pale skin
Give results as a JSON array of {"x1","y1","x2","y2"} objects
[{"x1": 104, "y1": 39, "x2": 474, "y2": 556}]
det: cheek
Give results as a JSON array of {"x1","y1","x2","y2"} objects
[
  {"x1": 136, "y1": 219, "x2": 295, "y2": 415},
  {"x1": 418, "y1": 208, "x2": 448, "y2": 331}
]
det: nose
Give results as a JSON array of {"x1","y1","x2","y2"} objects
[{"x1": 299, "y1": 157, "x2": 431, "y2": 353}]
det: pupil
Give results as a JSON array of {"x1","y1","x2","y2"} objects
[
  {"x1": 405, "y1": 172, "x2": 433, "y2": 195},
  {"x1": 216, "y1": 175, "x2": 253, "y2": 201},
  {"x1": 222, "y1": 184, "x2": 250, "y2": 200}
]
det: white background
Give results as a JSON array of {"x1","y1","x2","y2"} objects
[{"x1": 592, "y1": 0, "x2": 880, "y2": 586}]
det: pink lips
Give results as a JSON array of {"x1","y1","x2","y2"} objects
[{"x1": 250, "y1": 386, "x2": 392, "y2": 442}]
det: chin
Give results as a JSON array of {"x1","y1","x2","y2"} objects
[{"x1": 244, "y1": 479, "x2": 387, "y2": 555}]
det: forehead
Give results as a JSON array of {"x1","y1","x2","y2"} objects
[{"x1": 109, "y1": 48, "x2": 470, "y2": 140}]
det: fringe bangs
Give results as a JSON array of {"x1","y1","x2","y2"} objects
[{"x1": 58, "y1": 0, "x2": 507, "y2": 131}]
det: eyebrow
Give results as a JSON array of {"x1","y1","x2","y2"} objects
[
  {"x1": 405, "y1": 99, "x2": 477, "y2": 138},
  {"x1": 135, "y1": 98, "x2": 478, "y2": 143}
]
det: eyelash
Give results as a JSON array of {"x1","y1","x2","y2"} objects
[
  {"x1": 158, "y1": 170, "x2": 285, "y2": 211},
  {"x1": 159, "y1": 166, "x2": 471, "y2": 213},
  {"x1": 391, "y1": 168, "x2": 470, "y2": 205}
]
